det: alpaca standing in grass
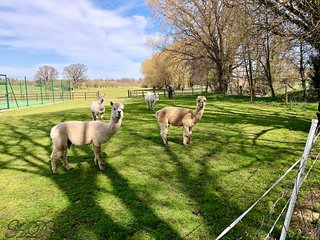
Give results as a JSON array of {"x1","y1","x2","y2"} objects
[
  {"x1": 156, "y1": 96, "x2": 207, "y2": 146},
  {"x1": 50, "y1": 102, "x2": 124, "y2": 173},
  {"x1": 145, "y1": 92, "x2": 159, "y2": 110},
  {"x1": 90, "y1": 96, "x2": 105, "y2": 120}
]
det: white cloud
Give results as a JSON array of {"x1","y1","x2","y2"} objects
[{"x1": 0, "y1": 0, "x2": 152, "y2": 78}]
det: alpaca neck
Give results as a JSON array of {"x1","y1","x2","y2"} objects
[
  {"x1": 193, "y1": 106, "x2": 205, "y2": 122},
  {"x1": 109, "y1": 116, "x2": 123, "y2": 130}
]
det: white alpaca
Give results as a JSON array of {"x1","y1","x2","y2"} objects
[
  {"x1": 156, "y1": 96, "x2": 207, "y2": 146},
  {"x1": 90, "y1": 96, "x2": 105, "y2": 120},
  {"x1": 50, "y1": 102, "x2": 124, "y2": 173},
  {"x1": 145, "y1": 92, "x2": 159, "y2": 111}
]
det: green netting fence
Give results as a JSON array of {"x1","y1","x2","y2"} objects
[{"x1": 0, "y1": 74, "x2": 71, "y2": 110}]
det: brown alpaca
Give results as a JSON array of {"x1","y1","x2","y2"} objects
[{"x1": 156, "y1": 96, "x2": 207, "y2": 146}]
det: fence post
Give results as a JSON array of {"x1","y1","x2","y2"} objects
[
  {"x1": 52, "y1": 80, "x2": 55, "y2": 103},
  {"x1": 5, "y1": 76, "x2": 9, "y2": 109},
  {"x1": 85, "y1": 92, "x2": 87, "y2": 100},
  {"x1": 24, "y1": 77, "x2": 29, "y2": 106},
  {"x1": 44, "y1": 80, "x2": 47, "y2": 99},
  {"x1": 39, "y1": 78, "x2": 43, "y2": 104},
  {"x1": 68, "y1": 79, "x2": 71, "y2": 100},
  {"x1": 60, "y1": 79, "x2": 63, "y2": 101},
  {"x1": 280, "y1": 119, "x2": 318, "y2": 239},
  {"x1": 19, "y1": 81, "x2": 23, "y2": 101}
]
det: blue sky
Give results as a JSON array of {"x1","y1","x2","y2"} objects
[{"x1": 0, "y1": 0, "x2": 157, "y2": 79}]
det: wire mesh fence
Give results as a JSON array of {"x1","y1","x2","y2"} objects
[
  {"x1": 0, "y1": 74, "x2": 71, "y2": 110},
  {"x1": 215, "y1": 120, "x2": 320, "y2": 239}
]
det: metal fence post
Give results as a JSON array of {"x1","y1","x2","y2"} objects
[
  {"x1": 280, "y1": 119, "x2": 318, "y2": 239},
  {"x1": 60, "y1": 79, "x2": 63, "y2": 101},
  {"x1": 19, "y1": 81, "x2": 22, "y2": 101},
  {"x1": 52, "y1": 80, "x2": 55, "y2": 103},
  {"x1": 39, "y1": 78, "x2": 43, "y2": 104},
  {"x1": 24, "y1": 77, "x2": 29, "y2": 106},
  {"x1": 5, "y1": 75, "x2": 9, "y2": 109}
]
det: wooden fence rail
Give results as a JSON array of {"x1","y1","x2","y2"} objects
[{"x1": 128, "y1": 87, "x2": 205, "y2": 98}]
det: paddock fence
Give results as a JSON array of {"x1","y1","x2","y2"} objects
[
  {"x1": 127, "y1": 86, "x2": 205, "y2": 98},
  {"x1": 215, "y1": 119, "x2": 320, "y2": 239},
  {"x1": 0, "y1": 74, "x2": 102, "y2": 111}
]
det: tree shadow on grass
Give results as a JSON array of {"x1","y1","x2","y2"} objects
[
  {"x1": 0, "y1": 97, "x2": 313, "y2": 239},
  {"x1": 122, "y1": 99, "x2": 311, "y2": 238},
  {"x1": 0, "y1": 108, "x2": 182, "y2": 240}
]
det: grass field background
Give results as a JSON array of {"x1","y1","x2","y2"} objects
[
  {"x1": 0, "y1": 91, "x2": 319, "y2": 239},
  {"x1": 0, "y1": 85, "x2": 130, "y2": 110}
]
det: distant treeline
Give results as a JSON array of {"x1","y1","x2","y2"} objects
[{"x1": 79, "y1": 78, "x2": 143, "y2": 88}]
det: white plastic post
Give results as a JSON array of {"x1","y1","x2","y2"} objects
[{"x1": 280, "y1": 119, "x2": 318, "y2": 240}]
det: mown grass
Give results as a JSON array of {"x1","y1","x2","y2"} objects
[{"x1": 0, "y1": 93, "x2": 319, "y2": 239}]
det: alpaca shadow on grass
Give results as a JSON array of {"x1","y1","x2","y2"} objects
[
  {"x1": 0, "y1": 109, "x2": 182, "y2": 240},
  {"x1": 46, "y1": 151, "x2": 182, "y2": 239}
]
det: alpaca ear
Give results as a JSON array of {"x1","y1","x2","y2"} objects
[{"x1": 110, "y1": 102, "x2": 113, "y2": 106}]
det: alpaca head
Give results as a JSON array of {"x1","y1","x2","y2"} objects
[
  {"x1": 153, "y1": 93, "x2": 159, "y2": 102},
  {"x1": 110, "y1": 102, "x2": 124, "y2": 119},
  {"x1": 99, "y1": 96, "x2": 105, "y2": 104},
  {"x1": 196, "y1": 96, "x2": 207, "y2": 109}
]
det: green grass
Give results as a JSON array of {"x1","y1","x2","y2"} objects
[
  {"x1": 0, "y1": 86, "x2": 129, "y2": 110},
  {"x1": 0, "y1": 93, "x2": 319, "y2": 239}
]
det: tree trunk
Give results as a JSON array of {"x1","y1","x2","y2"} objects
[
  {"x1": 216, "y1": 63, "x2": 229, "y2": 94},
  {"x1": 299, "y1": 42, "x2": 307, "y2": 99}
]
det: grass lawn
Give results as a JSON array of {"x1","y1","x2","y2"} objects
[
  {"x1": 0, "y1": 93, "x2": 319, "y2": 239},
  {"x1": 0, "y1": 86, "x2": 129, "y2": 110}
]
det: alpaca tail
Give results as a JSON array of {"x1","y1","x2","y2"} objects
[{"x1": 155, "y1": 110, "x2": 160, "y2": 120}]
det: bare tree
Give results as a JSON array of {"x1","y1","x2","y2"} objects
[
  {"x1": 34, "y1": 65, "x2": 59, "y2": 86},
  {"x1": 289, "y1": 39, "x2": 314, "y2": 99},
  {"x1": 257, "y1": 0, "x2": 320, "y2": 52},
  {"x1": 147, "y1": 0, "x2": 246, "y2": 93},
  {"x1": 63, "y1": 63, "x2": 88, "y2": 83}
]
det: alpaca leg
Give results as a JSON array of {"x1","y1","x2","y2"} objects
[
  {"x1": 50, "y1": 148, "x2": 62, "y2": 173},
  {"x1": 93, "y1": 144, "x2": 105, "y2": 170},
  {"x1": 92, "y1": 112, "x2": 97, "y2": 121},
  {"x1": 151, "y1": 101, "x2": 154, "y2": 111},
  {"x1": 183, "y1": 126, "x2": 191, "y2": 146},
  {"x1": 189, "y1": 127, "x2": 193, "y2": 144},
  {"x1": 160, "y1": 123, "x2": 169, "y2": 146},
  {"x1": 61, "y1": 148, "x2": 71, "y2": 170}
]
